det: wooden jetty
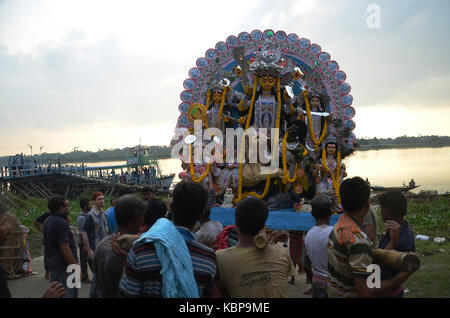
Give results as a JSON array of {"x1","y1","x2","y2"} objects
[{"x1": 0, "y1": 147, "x2": 175, "y2": 198}]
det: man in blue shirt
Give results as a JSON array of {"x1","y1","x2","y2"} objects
[
  {"x1": 105, "y1": 199, "x2": 117, "y2": 235},
  {"x1": 43, "y1": 196, "x2": 79, "y2": 298},
  {"x1": 35, "y1": 210, "x2": 71, "y2": 280},
  {"x1": 378, "y1": 191, "x2": 415, "y2": 298}
]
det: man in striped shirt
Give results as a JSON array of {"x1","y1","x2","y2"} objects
[
  {"x1": 119, "y1": 181, "x2": 217, "y2": 297},
  {"x1": 327, "y1": 177, "x2": 411, "y2": 298}
]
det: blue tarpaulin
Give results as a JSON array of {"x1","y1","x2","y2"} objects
[{"x1": 210, "y1": 207, "x2": 341, "y2": 231}]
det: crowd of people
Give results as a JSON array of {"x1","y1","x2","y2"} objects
[{"x1": 0, "y1": 177, "x2": 416, "y2": 298}]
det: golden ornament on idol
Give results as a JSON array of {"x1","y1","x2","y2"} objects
[{"x1": 321, "y1": 147, "x2": 342, "y2": 205}]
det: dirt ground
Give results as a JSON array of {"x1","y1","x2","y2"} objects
[
  {"x1": 8, "y1": 255, "x2": 92, "y2": 298},
  {"x1": 8, "y1": 254, "x2": 312, "y2": 298}
]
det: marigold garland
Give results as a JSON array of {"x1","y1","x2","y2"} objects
[
  {"x1": 281, "y1": 132, "x2": 309, "y2": 184},
  {"x1": 216, "y1": 86, "x2": 228, "y2": 127},
  {"x1": 321, "y1": 147, "x2": 342, "y2": 205},
  {"x1": 241, "y1": 174, "x2": 271, "y2": 200},
  {"x1": 205, "y1": 89, "x2": 211, "y2": 111},
  {"x1": 189, "y1": 143, "x2": 211, "y2": 183},
  {"x1": 235, "y1": 75, "x2": 282, "y2": 202},
  {"x1": 303, "y1": 91, "x2": 328, "y2": 152},
  {"x1": 244, "y1": 76, "x2": 259, "y2": 130}
]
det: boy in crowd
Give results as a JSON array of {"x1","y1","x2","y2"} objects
[
  {"x1": 304, "y1": 196, "x2": 333, "y2": 298},
  {"x1": 378, "y1": 191, "x2": 415, "y2": 298},
  {"x1": 141, "y1": 186, "x2": 154, "y2": 202},
  {"x1": 140, "y1": 198, "x2": 168, "y2": 232},
  {"x1": 215, "y1": 197, "x2": 295, "y2": 298}
]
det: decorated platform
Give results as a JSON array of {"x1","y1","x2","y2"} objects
[{"x1": 210, "y1": 207, "x2": 340, "y2": 231}]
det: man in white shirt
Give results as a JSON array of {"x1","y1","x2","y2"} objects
[{"x1": 304, "y1": 195, "x2": 333, "y2": 298}]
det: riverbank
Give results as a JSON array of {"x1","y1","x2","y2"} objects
[
  {"x1": 358, "y1": 143, "x2": 450, "y2": 151},
  {"x1": 2, "y1": 192, "x2": 449, "y2": 298}
]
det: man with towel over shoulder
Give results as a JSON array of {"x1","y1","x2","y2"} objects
[{"x1": 119, "y1": 181, "x2": 217, "y2": 298}]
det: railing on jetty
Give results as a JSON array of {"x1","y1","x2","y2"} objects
[{"x1": 0, "y1": 162, "x2": 171, "y2": 189}]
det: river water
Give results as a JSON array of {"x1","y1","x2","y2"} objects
[{"x1": 80, "y1": 146, "x2": 450, "y2": 194}]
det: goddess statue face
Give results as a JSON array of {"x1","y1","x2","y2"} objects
[
  {"x1": 259, "y1": 75, "x2": 276, "y2": 92},
  {"x1": 310, "y1": 96, "x2": 321, "y2": 109},
  {"x1": 212, "y1": 90, "x2": 222, "y2": 104},
  {"x1": 326, "y1": 143, "x2": 337, "y2": 157}
]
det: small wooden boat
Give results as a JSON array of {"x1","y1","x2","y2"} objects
[{"x1": 370, "y1": 185, "x2": 420, "y2": 192}]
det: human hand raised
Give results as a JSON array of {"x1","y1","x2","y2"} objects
[{"x1": 385, "y1": 220, "x2": 401, "y2": 246}]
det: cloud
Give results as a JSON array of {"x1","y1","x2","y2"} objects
[
  {"x1": 0, "y1": 0, "x2": 449, "y2": 156},
  {"x1": 0, "y1": 32, "x2": 183, "y2": 131}
]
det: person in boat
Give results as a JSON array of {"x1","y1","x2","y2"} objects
[{"x1": 409, "y1": 179, "x2": 415, "y2": 188}]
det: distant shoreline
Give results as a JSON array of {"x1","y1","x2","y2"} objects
[
  {"x1": 1, "y1": 144, "x2": 449, "y2": 165},
  {"x1": 358, "y1": 144, "x2": 450, "y2": 151},
  {"x1": 76, "y1": 144, "x2": 450, "y2": 160}
]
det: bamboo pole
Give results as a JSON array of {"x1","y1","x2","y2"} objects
[{"x1": 372, "y1": 248, "x2": 420, "y2": 272}]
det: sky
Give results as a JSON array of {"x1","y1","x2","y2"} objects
[{"x1": 0, "y1": 0, "x2": 449, "y2": 157}]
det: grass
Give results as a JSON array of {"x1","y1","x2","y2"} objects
[
  {"x1": 406, "y1": 197, "x2": 450, "y2": 239},
  {"x1": 5, "y1": 190, "x2": 170, "y2": 257},
  {"x1": 404, "y1": 240, "x2": 450, "y2": 298}
]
